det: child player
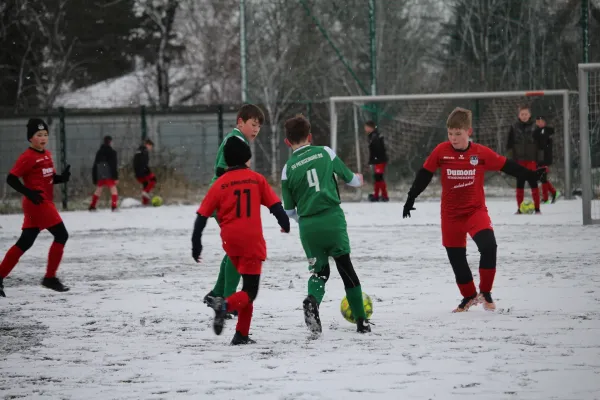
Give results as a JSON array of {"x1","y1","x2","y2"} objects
[
  {"x1": 89, "y1": 135, "x2": 119, "y2": 211},
  {"x1": 202, "y1": 104, "x2": 265, "y2": 311},
  {"x1": 281, "y1": 114, "x2": 371, "y2": 334},
  {"x1": 365, "y1": 120, "x2": 389, "y2": 202},
  {"x1": 133, "y1": 139, "x2": 156, "y2": 206},
  {"x1": 506, "y1": 105, "x2": 541, "y2": 214},
  {"x1": 0, "y1": 118, "x2": 71, "y2": 297},
  {"x1": 534, "y1": 116, "x2": 560, "y2": 204},
  {"x1": 402, "y1": 108, "x2": 541, "y2": 312},
  {"x1": 192, "y1": 136, "x2": 290, "y2": 345}
]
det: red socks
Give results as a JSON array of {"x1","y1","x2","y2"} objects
[
  {"x1": 457, "y1": 281, "x2": 477, "y2": 298},
  {"x1": 111, "y1": 194, "x2": 118, "y2": 209},
  {"x1": 516, "y1": 188, "x2": 524, "y2": 208},
  {"x1": 531, "y1": 188, "x2": 540, "y2": 210},
  {"x1": 0, "y1": 246, "x2": 24, "y2": 279},
  {"x1": 373, "y1": 181, "x2": 389, "y2": 199},
  {"x1": 479, "y1": 268, "x2": 496, "y2": 293},
  {"x1": 542, "y1": 182, "x2": 556, "y2": 202},
  {"x1": 45, "y1": 242, "x2": 65, "y2": 278},
  {"x1": 90, "y1": 194, "x2": 99, "y2": 208},
  {"x1": 225, "y1": 291, "x2": 253, "y2": 337}
]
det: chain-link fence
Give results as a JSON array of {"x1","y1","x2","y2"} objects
[{"x1": 0, "y1": 103, "x2": 334, "y2": 212}]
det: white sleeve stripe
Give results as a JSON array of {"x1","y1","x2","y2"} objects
[
  {"x1": 346, "y1": 174, "x2": 361, "y2": 187},
  {"x1": 323, "y1": 146, "x2": 336, "y2": 160},
  {"x1": 281, "y1": 164, "x2": 288, "y2": 180}
]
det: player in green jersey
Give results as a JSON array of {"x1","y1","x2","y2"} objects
[
  {"x1": 203, "y1": 104, "x2": 265, "y2": 310},
  {"x1": 281, "y1": 115, "x2": 371, "y2": 334}
]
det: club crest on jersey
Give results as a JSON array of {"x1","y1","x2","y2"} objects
[{"x1": 470, "y1": 155, "x2": 478, "y2": 166}]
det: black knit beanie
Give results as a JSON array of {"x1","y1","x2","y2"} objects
[
  {"x1": 27, "y1": 118, "x2": 49, "y2": 141},
  {"x1": 224, "y1": 136, "x2": 252, "y2": 167}
]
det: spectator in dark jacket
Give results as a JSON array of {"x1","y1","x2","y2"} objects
[
  {"x1": 365, "y1": 120, "x2": 389, "y2": 202},
  {"x1": 506, "y1": 105, "x2": 542, "y2": 213},
  {"x1": 534, "y1": 116, "x2": 560, "y2": 203},
  {"x1": 89, "y1": 136, "x2": 119, "y2": 211},
  {"x1": 133, "y1": 139, "x2": 155, "y2": 205}
]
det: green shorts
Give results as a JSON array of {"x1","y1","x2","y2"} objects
[{"x1": 299, "y1": 206, "x2": 350, "y2": 273}]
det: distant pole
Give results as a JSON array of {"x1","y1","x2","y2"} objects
[
  {"x1": 240, "y1": 0, "x2": 248, "y2": 103},
  {"x1": 368, "y1": 0, "x2": 377, "y2": 122},
  {"x1": 58, "y1": 107, "x2": 68, "y2": 210},
  {"x1": 583, "y1": 0, "x2": 589, "y2": 63}
]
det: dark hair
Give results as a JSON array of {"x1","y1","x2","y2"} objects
[
  {"x1": 285, "y1": 114, "x2": 311, "y2": 144},
  {"x1": 103, "y1": 135, "x2": 112, "y2": 145},
  {"x1": 364, "y1": 120, "x2": 376, "y2": 129},
  {"x1": 237, "y1": 104, "x2": 265, "y2": 125},
  {"x1": 144, "y1": 139, "x2": 154, "y2": 146}
]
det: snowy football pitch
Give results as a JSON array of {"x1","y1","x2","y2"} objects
[{"x1": 1, "y1": 199, "x2": 599, "y2": 399}]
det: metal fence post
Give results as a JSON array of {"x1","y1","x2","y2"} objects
[
  {"x1": 217, "y1": 104, "x2": 224, "y2": 145},
  {"x1": 58, "y1": 107, "x2": 68, "y2": 210},
  {"x1": 141, "y1": 106, "x2": 148, "y2": 141}
]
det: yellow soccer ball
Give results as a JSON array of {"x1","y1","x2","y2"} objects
[
  {"x1": 151, "y1": 196, "x2": 163, "y2": 207},
  {"x1": 519, "y1": 199, "x2": 535, "y2": 214},
  {"x1": 340, "y1": 292, "x2": 373, "y2": 323}
]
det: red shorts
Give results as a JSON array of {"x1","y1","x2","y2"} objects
[
  {"x1": 97, "y1": 179, "x2": 117, "y2": 187},
  {"x1": 22, "y1": 201, "x2": 63, "y2": 230},
  {"x1": 373, "y1": 163, "x2": 386, "y2": 175},
  {"x1": 518, "y1": 160, "x2": 537, "y2": 171},
  {"x1": 229, "y1": 256, "x2": 263, "y2": 275},
  {"x1": 136, "y1": 173, "x2": 156, "y2": 184},
  {"x1": 441, "y1": 210, "x2": 493, "y2": 248}
]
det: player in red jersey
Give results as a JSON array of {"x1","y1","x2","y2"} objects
[
  {"x1": 0, "y1": 118, "x2": 71, "y2": 298},
  {"x1": 402, "y1": 108, "x2": 541, "y2": 312},
  {"x1": 191, "y1": 136, "x2": 290, "y2": 345}
]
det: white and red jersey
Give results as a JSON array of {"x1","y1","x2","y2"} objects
[{"x1": 423, "y1": 141, "x2": 506, "y2": 217}]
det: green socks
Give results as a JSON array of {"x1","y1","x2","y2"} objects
[
  {"x1": 212, "y1": 255, "x2": 241, "y2": 297},
  {"x1": 307, "y1": 274, "x2": 327, "y2": 304}
]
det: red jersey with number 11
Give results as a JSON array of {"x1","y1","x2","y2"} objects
[
  {"x1": 198, "y1": 167, "x2": 280, "y2": 260},
  {"x1": 423, "y1": 142, "x2": 506, "y2": 217}
]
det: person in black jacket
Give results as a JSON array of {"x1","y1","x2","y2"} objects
[
  {"x1": 506, "y1": 105, "x2": 542, "y2": 214},
  {"x1": 365, "y1": 121, "x2": 389, "y2": 202},
  {"x1": 89, "y1": 136, "x2": 119, "y2": 211},
  {"x1": 133, "y1": 139, "x2": 155, "y2": 205},
  {"x1": 534, "y1": 116, "x2": 560, "y2": 204}
]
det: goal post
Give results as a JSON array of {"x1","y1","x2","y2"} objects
[
  {"x1": 330, "y1": 89, "x2": 575, "y2": 202},
  {"x1": 578, "y1": 63, "x2": 600, "y2": 225}
]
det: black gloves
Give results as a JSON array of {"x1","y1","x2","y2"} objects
[
  {"x1": 192, "y1": 242, "x2": 202, "y2": 263},
  {"x1": 24, "y1": 188, "x2": 44, "y2": 205},
  {"x1": 191, "y1": 214, "x2": 208, "y2": 262},
  {"x1": 53, "y1": 165, "x2": 71, "y2": 184},
  {"x1": 403, "y1": 197, "x2": 416, "y2": 219}
]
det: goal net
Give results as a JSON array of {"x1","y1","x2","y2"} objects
[
  {"x1": 578, "y1": 63, "x2": 600, "y2": 225},
  {"x1": 330, "y1": 90, "x2": 577, "y2": 201}
]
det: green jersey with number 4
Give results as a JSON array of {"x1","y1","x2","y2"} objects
[
  {"x1": 281, "y1": 145, "x2": 358, "y2": 217},
  {"x1": 210, "y1": 128, "x2": 249, "y2": 187}
]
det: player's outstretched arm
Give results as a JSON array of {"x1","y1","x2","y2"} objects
[
  {"x1": 53, "y1": 165, "x2": 71, "y2": 184},
  {"x1": 191, "y1": 213, "x2": 208, "y2": 262},
  {"x1": 500, "y1": 159, "x2": 540, "y2": 182},
  {"x1": 403, "y1": 168, "x2": 434, "y2": 218},
  {"x1": 326, "y1": 146, "x2": 362, "y2": 187},
  {"x1": 269, "y1": 202, "x2": 290, "y2": 233},
  {"x1": 6, "y1": 173, "x2": 44, "y2": 204}
]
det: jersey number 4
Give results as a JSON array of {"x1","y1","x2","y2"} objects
[
  {"x1": 307, "y1": 168, "x2": 320, "y2": 192},
  {"x1": 234, "y1": 189, "x2": 251, "y2": 218}
]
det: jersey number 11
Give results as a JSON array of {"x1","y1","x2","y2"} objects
[
  {"x1": 234, "y1": 189, "x2": 251, "y2": 217},
  {"x1": 307, "y1": 168, "x2": 320, "y2": 192}
]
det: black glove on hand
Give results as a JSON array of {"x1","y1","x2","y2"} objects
[
  {"x1": 192, "y1": 242, "x2": 202, "y2": 263},
  {"x1": 24, "y1": 188, "x2": 44, "y2": 205},
  {"x1": 54, "y1": 165, "x2": 71, "y2": 184},
  {"x1": 403, "y1": 197, "x2": 416, "y2": 219}
]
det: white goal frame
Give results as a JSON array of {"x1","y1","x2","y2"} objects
[
  {"x1": 330, "y1": 89, "x2": 574, "y2": 201},
  {"x1": 579, "y1": 63, "x2": 600, "y2": 225}
]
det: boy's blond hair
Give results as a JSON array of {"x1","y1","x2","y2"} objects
[{"x1": 446, "y1": 107, "x2": 472, "y2": 130}]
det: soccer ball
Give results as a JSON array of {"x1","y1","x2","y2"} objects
[
  {"x1": 151, "y1": 196, "x2": 163, "y2": 207},
  {"x1": 340, "y1": 292, "x2": 373, "y2": 323},
  {"x1": 519, "y1": 199, "x2": 535, "y2": 214}
]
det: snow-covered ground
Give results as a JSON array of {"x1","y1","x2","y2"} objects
[{"x1": 1, "y1": 198, "x2": 599, "y2": 400}]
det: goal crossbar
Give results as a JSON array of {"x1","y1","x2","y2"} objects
[{"x1": 329, "y1": 89, "x2": 574, "y2": 200}]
